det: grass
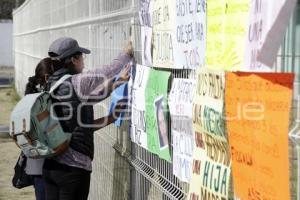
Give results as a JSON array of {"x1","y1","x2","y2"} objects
[
  {"x1": 0, "y1": 139, "x2": 34, "y2": 200},
  {"x1": 0, "y1": 87, "x2": 19, "y2": 125},
  {"x1": 0, "y1": 85, "x2": 34, "y2": 200}
]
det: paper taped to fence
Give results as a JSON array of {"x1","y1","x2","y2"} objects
[
  {"x1": 145, "y1": 68, "x2": 171, "y2": 162},
  {"x1": 151, "y1": 0, "x2": 175, "y2": 68},
  {"x1": 139, "y1": 0, "x2": 153, "y2": 66},
  {"x1": 188, "y1": 68, "x2": 231, "y2": 200},
  {"x1": 258, "y1": 0, "x2": 297, "y2": 67},
  {"x1": 225, "y1": 72, "x2": 294, "y2": 200},
  {"x1": 131, "y1": 65, "x2": 150, "y2": 149},
  {"x1": 168, "y1": 78, "x2": 196, "y2": 182},
  {"x1": 151, "y1": 0, "x2": 206, "y2": 69},
  {"x1": 206, "y1": 0, "x2": 249, "y2": 70},
  {"x1": 173, "y1": 0, "x2": 206, "y2": 69},
  {"x1": 243, "y1": 0, "x2": 273, "y2": 71}
]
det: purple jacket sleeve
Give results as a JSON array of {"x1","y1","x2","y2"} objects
[{"x1": 71, "y1": 52, "x2": 131, "y2": 103}]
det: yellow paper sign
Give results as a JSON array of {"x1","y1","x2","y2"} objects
[
  {"x1": 206, "y1": 0, "x2": 249, "y2": 70},
  {"x1": 188, "y1": 68, "x2": 231, "y2": 200}
]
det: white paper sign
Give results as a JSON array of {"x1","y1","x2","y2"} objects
[
  {"x1": 173, "y1": 0, "x2": 206, "y2": 69},
  {"x1": 244, "y1": 0, "x2": 296, "y2": 71},
  {"x1": 151, "y1": 0, "x2": 175, "y2": 68},
  {"x1": 139, "y1": 0, "x2": 153, "y2": 66},
  {"x1": 258, "y1": 0, "x2": 297, "y2": 66},
  {"x1": 168, "y1": 78, "x2": 196, "y2": 182},
  {"x1": 130, "y1": 65, "x2": 150, "y2": 149},
  {"x1": 243, "y1": 0, "x2": 272, "y2": 71}
]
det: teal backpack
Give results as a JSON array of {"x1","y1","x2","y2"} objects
[{"x1": 10, "y1": 75, "x2": 72, "y2": 158}]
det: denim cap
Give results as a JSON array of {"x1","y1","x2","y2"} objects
[{"x1": 48, "y1": 37, "x2": 90, "y2": 60}]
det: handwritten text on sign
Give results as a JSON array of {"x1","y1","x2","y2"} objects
[
  {"x1": 243, "y1": 0, "x2": 271, "y2": 71},
  {"x1": 206, "y1": 0, "x2": 249, "y2": 70},
  {"x1": 169, "y1": 79, "x2": 196, "y2": 182},
  {"x1": 139, "y1": 0, "x2": 153, "y2": 66},
  {"x1": 131, "y1": 65, "x2": 150, "y2": 149},
  {"x1": 173, "y1": 0, "x2": 206, "y2": 69},
  {"x1": 145, "y1": 68, "x2": 171, "y2": 162},
  {"x1": 226, "y1": 72, "x2": 294, "y2": 200},
  {"x1": 152, "y1": 0, "x2": 175, "y2": 68},
  {"x1": 188, "y1": 68, "x2": 231, "y2": 200}
]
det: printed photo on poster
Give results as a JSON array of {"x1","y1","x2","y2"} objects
[
  {"x1": 145, "y1": 68, "x2": 171, "y2": 162},
  {"x1": 154, "y1": 95, "x2": 169, "y2": 150}
]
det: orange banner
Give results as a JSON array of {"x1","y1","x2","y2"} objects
[{"x1": 225, "y1": 72, "x2": 294, "y2": 200}]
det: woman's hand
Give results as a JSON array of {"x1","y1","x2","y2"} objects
[
  {"x1": 124, "y1": 41, "x2": 134, "y2": 57},
  {"x1": 112, "y1": 64, "x2": 131, "y2": 90},
  {"x1": 119, "y1": 63, "x2": 131, "y2": 82}
]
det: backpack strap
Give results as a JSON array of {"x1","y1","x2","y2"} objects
[{"x1": 49, "y1": 75, "x2": 72, "y2": 94}]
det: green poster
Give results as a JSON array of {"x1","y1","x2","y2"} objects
[{"x1": 145, "y1": 68, "x2": 171, "y2": 162}]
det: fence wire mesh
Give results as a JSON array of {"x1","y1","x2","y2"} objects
[{"x1": 13, "y1": 0, "x2": 300, "y2": 199}]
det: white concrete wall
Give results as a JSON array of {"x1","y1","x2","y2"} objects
[{"x1": 0, "y1": 20, "x2": 13, "y2": 67}]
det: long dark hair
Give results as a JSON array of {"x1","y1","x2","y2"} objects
[
  {"x1": 49, "y1": 52, "x2": 83, "y2": 75},
  {"x1": 25, "y1": 58, "x2": 54, "y2": 95},
  {"x1": 25, "y1": 52, "x2": 83, "y2": 95}
]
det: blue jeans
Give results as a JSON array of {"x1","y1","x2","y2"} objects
[{"x1": 33, "y1": 175, "x2": 46, "y2": 200}]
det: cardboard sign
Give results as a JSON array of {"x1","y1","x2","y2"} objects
[{"x1": 243, "y1": 0, "x2": 273, "y2": 71}]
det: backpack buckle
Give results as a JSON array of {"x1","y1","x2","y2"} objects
[
  {"x1": 22, "y1": 119, "x2": 33, "y2": 145},
  {"x1": 11, "y1": 121, "x2": 20, "y2": 148}
]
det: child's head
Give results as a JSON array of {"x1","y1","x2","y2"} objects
[{"x1": 25, "y1": 57, "x2": 54, "y2": 94}]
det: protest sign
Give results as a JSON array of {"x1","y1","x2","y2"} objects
[
  {"x1": 140, "y1": 0, "x2": 153, "y2": 66},
  {"x1": 258, "y1": 0, "x2": 297, "y2": 67},
  {"x1": 225, "y1": 72, "x2": 294, "y2": 200},
  {"x1": 243, "y1": 0, "x2": 273, "y2": 71},
  {"x1": 152, "y1": 0, "x2": 175, "y2": 68},
  {"x1": 206, "y1": 0, "x2": 249, "y2": 70},
  {"x1": 145, "y1": 68, "x2": 171, "y2": 162},
  {"x1": 173, "y1": 0, "x2": 206, "y2": 69},
  {"x1": 168, "y1": 78, "x2": 196, "y2": 182},
  {"x1": 188, "y1": 68, "x2": 231, "y2": 200},
  {"x1": 131, "y1": 65, "x2": 150, "y2": 149}
]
